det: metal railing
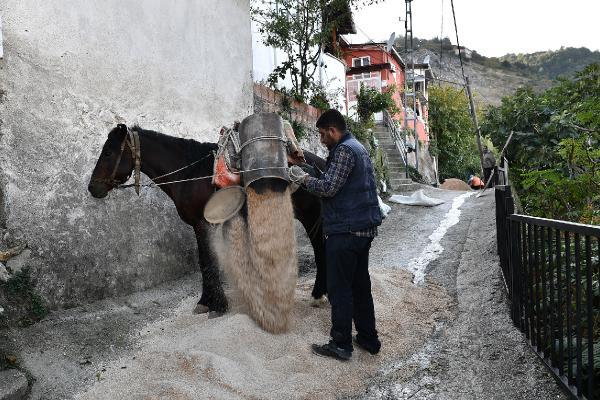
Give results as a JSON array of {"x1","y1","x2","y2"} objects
[
  {"x1": 496, "y1": 186, "x2": 599, "y2": 399},
  {"x1": 382, "y1": 110, "x2": 409, "y2": 172}
]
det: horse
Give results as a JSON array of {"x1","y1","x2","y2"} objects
[{"x1": 87, "y1": 124, "x2": 326, "y2": 314}]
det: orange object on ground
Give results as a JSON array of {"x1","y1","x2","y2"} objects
[
  {"x1": 469, "y1": 175, "x2": 484, "y2": 189},
  {"x1": 213, "y1": 154, "x2": 241, "y2": 188}
]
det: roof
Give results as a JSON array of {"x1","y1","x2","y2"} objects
[
  {"x1": 341, "y1": 42, "x2": 406, "y2": 68},
  {"x1": 346, "y1": 63, "x2": 394, "y2": 75}
]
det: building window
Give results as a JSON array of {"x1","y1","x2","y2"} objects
[
  {"x1": 347, "y1": 71, "x2": 381, "y2": 102},
  {"x1": 353, "y1": 72, "x2": 373, "y2": 79},
  {"x1": 352, "y1": 56, "x2": 371, "y2": 67}
]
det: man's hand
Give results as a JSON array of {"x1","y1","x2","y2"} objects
[{"x1": 289, "y1": 165, "x2": 309, "y2": 184}]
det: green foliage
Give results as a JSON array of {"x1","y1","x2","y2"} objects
[
  {"x1": 406, "y1": 165, "x2": 425, "y2": 184},
  {"x1": 252, "y1": 0, "x2": 362, "y2": 100},
  {"x1": 355, "y1": 85, "x2": 399, "y2": 123},
  {"x1": 290, "y1": 120, "x2": 307, "y2": 140},
  {"x1": 481, "y1": 63, "x2": 600, "y2": 224},
  {"x1": 276, "y1": 88, "x2": 309, "y2": 140},
  {"x1": 1, "y1": 267, "x2": 48, "y2": 325},
  {"x1": 309, "y1": 92, "x2": 330, "y2": 111},
  {"x1": 499, "y1": 47, "x2": 600, "y2": 79},
  {"x1": 343, "y1": 116, "x2": 389, "y2": 191},
  {"x1": 428, "y1": 85, "x2": 480, "y2": 181},
  {"x1": 344, "y1": 115, "x2": 373, "y2": 144}
]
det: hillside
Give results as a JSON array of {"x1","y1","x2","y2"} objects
[
  {"x1": 394, "y1": 37, "x2": 599, "y2": 107},
  {"x1": 499, "y1": 47, "x2": 600, "y2": 78}
]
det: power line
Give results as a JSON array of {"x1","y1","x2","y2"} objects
[
  {"x1": 450, "y1": 0, "x2": 466, "y2": 82},
  {"x1": 439, "y1": 0, "x2": 444, "y2": 81},
  {"x1": 430, "y1": 76, "x2": 465, "y2": 87}
]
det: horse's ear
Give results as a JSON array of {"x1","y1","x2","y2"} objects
[{"x1": 117, "y1": 123, "x2": 127, "y2": 131}]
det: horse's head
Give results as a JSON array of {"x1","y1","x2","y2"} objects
[{"x1": 87, "y1": 124, "x2": 136, "y2": 198}]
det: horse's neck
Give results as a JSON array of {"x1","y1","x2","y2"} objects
[{"x1": 138, "y1": 130, "x2": 187, "y2": 188}]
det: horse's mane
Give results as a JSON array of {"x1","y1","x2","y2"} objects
[
  {"x1": 132, "y1": 125, "x2": 217, "y2": 175},
  {"x1": 131, "y1": 125, "x2": 326, "y2": 177}
]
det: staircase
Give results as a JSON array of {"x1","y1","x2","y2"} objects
[{"x1": 373, "y1": 123, "x2": 419, "y2": 192}]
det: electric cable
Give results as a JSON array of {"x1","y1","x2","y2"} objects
[
  {"x1": 450, "y1": 0, "x2": 467, "y2": 82},
  {"x1": 439, "y1": 0, "x2": 445, "y2": 82}
]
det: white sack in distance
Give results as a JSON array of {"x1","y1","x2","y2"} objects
[{"x1": 388, "y1": 189, "x2": 445, "y2": 207}]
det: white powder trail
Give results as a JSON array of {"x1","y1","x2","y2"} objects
[{"x1": 406, "y1": 192, "x2": 473, "y2": 284}]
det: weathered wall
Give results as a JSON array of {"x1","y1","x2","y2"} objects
[
  {"x1": 0, "y1": 0, "x2": 253, "y2": 308},
  {"x1": 253, "y1": 83, "x2": 326, "y2": 157}
]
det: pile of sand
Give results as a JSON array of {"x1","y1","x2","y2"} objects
[
  {"x1": 440, "y1": 178, "x2": 472, "y2": 191},
  {"x1": 76, "y1": 269, "x2": 450, "y2": 400}
]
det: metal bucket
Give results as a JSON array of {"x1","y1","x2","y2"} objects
[
  {"x1": 203, "y1": 186, "x2": 246, "y2": 224},
  {"x1": 238, "y1": 113, "x2": 289, "y2": 187}
]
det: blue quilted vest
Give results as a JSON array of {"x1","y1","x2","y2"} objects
[{"x1": 322, "y1": 133, "x2": 383, "y2": 235}]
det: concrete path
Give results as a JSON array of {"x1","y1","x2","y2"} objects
[{"x1": 0, "y1": 187, "x2": 567, "y2": 399}]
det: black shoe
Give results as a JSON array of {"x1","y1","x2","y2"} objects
[
  {"x1": 353, "y1": 335, "x2": 381, "y2": 355},
  {"x1": 311, "y1": 342, "x2": 352, "y2": 361}
]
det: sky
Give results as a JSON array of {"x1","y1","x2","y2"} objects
[{"x1": 349, "y1": 0, "x2": 600, "y2": 57}]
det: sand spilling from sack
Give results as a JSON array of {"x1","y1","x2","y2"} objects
[
  {"x1": 76, "y1": 269, "x2": 450, "y2": 400},
  {"x1": 212, "y1": 186, "x2": 297, "y2": 333}
]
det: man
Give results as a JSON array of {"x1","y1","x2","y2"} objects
[
  {"x1": 289, "y1": 109, "x2": 382, "y2": 361},
  {"x1": 482, "y1": 146, "x2": 497, "y2": 187}
]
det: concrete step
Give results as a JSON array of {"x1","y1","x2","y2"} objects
[
  {"x1": 381, "y1": 146, "x2": 399, "y2": 152},
  {"x1": 388, "y1": 168, "x2": 406, "y2": 175},
  {"x1": 390, "y1": 178, "x2": 413, "y2": 185},
  {"x1": 385, "y1": 157, "x2": 405, "y2": 164},
  {"x1": 387, "y1": 162, "x2": 406, "y2": 169},
  {"x1": 390, "y1": 179, "x2": 420, "y2": 192}
]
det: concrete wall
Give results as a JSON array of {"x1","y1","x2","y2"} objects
[{"x1": 0, "y1": 0, "x2": 253, "y2": 308}]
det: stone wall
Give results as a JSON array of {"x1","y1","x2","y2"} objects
[
  {"x1": 253, "y1": 83, "x2": 326, "y2": 156},
  {"x1": 0, "y1": 0, "x2": 253, "y2": 308}
]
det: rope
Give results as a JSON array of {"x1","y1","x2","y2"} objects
[
  {"x1": 116, "y1": 166, "x2": 290, "y2": 190},
  {"x1": 239, "y1": 136, "x2": 287, "y2": 151},
  {"x1": 151, "y1": 153, "x2": 213, "y2": 181}
]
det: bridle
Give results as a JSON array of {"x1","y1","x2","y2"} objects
[{"x1": 91, "y1": 124, "x2": 142, "y2": 195}]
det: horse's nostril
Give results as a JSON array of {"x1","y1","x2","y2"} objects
[{"x1": 87, "y1": 183, "x2": 108, "y2": 198}]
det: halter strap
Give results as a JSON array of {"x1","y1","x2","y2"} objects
[{"x1": 102, "y1": 125, "x2": 141, "y2": 195}]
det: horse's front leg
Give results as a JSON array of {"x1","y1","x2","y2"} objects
[
  {"x1": 193, "y1": 222, "x2": 228, "y2": 314},
  {"x1": 295, "y1": 209, "x2": 327, "y2": 300},
  {"x1": 307, "y1": 220, "x2": 327, "y2": 300}
]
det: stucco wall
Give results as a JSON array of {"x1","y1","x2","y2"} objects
[{"x1": 0, "y1": 0, "x2": 253, "y2": 308}]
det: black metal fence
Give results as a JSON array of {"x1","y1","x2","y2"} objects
[{"x1": 496, "y1": 185, "x2": 599, "y2": 400}]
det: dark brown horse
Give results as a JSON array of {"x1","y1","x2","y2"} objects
[{"x1": 87, "y1": 124, "x2": 326, "y2": 313}]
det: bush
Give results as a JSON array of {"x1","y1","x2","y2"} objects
[{"x1": 1, "y1": 267, "x2": 48, "y2": 326}]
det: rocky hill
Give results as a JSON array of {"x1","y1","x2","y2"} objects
[
  {"x1": 395, "y1": 37, "x2": 599, "y2": 108},
  {"x1": 499, "y1": 47, "x2": 600, "y2": 79}
]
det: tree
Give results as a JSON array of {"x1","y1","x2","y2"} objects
[
  {"x1": 355, "y1": 85, "x2": 398, "y2": 124},
  {"x1": 481, "y1": 63, "x2": 600, "y2": 223},
  {"x1": 252, "y1": 0, "x2": 383, "y2": 101},
  {"x1": 252, "y1": 0, "x2": 349, "y2": 100},
  {"x1": 428, "y1": 85, "x2": 480, "y2": 181}
]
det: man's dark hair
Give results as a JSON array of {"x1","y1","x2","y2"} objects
[{"x1": 316, "y1": 109, "x2": 346, "y2": 132}]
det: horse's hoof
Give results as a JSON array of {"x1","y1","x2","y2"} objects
[
  {"x1": 310, "y1": 295, "x2": 329, "y2": 308},
  {"x1": 208, "y1": 311, "x2": 225, "y2": 319},
  {"x1": 193, "y1": 303, "x2": 210, "y2": 314}
]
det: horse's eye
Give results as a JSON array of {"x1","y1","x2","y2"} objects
[{"x1": 102, "y1": 149, "x2": 112, "y2": 157}]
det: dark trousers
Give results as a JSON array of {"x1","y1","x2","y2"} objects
[
  {"x1": 483, "y1": 167, "x2": 497, "y2": 186},
  {"x1": 325, "y1": 233, "x2": 379, "y2": 351}
]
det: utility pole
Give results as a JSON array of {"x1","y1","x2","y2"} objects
[
  {"x1": 403, "y1": 0, "x2": 418, "y2": 176},
  {"x1": 465, "y1": 76, "x2": 484, "y2": 176}
]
